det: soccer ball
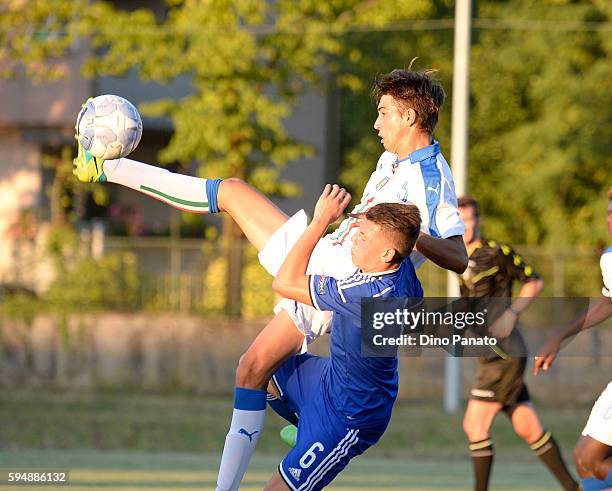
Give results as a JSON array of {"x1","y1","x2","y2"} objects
[{"x1": 75, "y1": 94, "x2": 143, "y2": 160}]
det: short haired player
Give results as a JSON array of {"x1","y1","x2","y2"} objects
[
  {"x1": 264, "y1": 184, "x2": 423, "y2": 489},
  {"x1": 458, "y1": 196, "x2": 578, "y2": 491},
  {"x1": 73, "y1": 68, "x2": 467, "y2": 489}
]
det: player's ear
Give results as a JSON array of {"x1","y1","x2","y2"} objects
[
  {"x1": 404, "y1": 107, "x2": 417, "y2": 127},
  {"x1": 381, "y1": 247, "x2": 397, "y2": 264}
]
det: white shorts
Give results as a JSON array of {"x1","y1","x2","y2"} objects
[
  {"x1": 582, "y1": 381, "x2": 612, "y2": 446},
  {"x1": 258, "y1": 210, "x2": 356, "y2": 344}
]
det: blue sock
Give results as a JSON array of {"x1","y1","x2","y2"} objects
[
  {"x1": 581, "y1": 475, "x2": 610, "y2": 491},
  {"x1": 605, "y1": 468, "x2": 612, "y2": 485},
  {"x1": 205, "y1": 178, "x2": 223, "y2": 213},
  {"x1": 267, "y1": 393, "x2": 299, "y2": 426}
]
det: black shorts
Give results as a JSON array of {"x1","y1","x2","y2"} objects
[{"x1": 470, "y1": 356, "x2": 531, "y2": 408}]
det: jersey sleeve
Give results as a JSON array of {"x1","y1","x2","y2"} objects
[
  {"x1": 601, "y1": 248, "x2": 612, "y2": 299},
  {"x1": 435, "y1": 168, "x2": 465, "y2": 238},
  {"x1": 498, "y1": 243, "x2": 540, "y2": 283}
]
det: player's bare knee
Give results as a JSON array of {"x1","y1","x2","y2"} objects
[
  {"x1": 580, "y1": 439, "x2": 612, "y2": 481},
  {"x1": 515, "y1": 422, "x2": 540, "y2": 443},
  {"x1": 236, "y1": 350, "x2": 270, "y2": 389},
  {"x1": 463, "y1": 419, "x2": 487, "y2": 441},
  {"x1": 218, "y1": 177, "x2": 247, "y2": 210},
  {"x1": 220, "y1": 177, "x2": 249, "y2": 193},
  {"x1": 576, "y1": 442, "x2": 601, "y2": 477}
]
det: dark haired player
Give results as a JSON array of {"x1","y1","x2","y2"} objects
[
  {"x1": 265, "y1": 186, "x2": 423, "y2": 489},
  {"x1": 458, "y1": 196, "x2": 578, "y2": 491},
  {"x1": 74, "y1": 67, "x2": 467, "y2": 489}
]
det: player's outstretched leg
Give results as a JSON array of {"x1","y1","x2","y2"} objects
[
  {"x1": 508, "y1": 403, "x2": 579, "y2": 490},
  {"x1": 72, "y1": 146, "x2": 308, "y2": 489},
  {"x1": 73, "y1": 146, "x2": 287, "y2": 250},
  {"x1": 72, "y1": 146, "x2": 314, "y2": 489}
]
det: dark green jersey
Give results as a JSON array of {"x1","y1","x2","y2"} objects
[
  {"x1": 459, "y1": 239, "x2": 540, "y2": 298},
  {"x1": 459, "y1": 239, "x2": 540, "y2": 359}
]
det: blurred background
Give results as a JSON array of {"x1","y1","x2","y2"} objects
[{"x1": 0, "y1": 0, "x2": 611, "y2": 489}]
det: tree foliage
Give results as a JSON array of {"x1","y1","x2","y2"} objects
[
  {"x1": 82, "y1": 0, "x2": 435, "y2": 194},
  {"x1": 2, "y1": 0, "x2": 609, "y2": 250},
  {"x1": 468, "y1": 0, "x2": 612, "y2": 247},
  {"x1": 340, "y1": 0, "x2": 611, "y2": 250},
  {"x1": 0, "y1": 0, "x2": 86, "y2": 81}
]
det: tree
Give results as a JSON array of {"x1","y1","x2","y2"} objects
[
  {"x1": 80, "y1": 0, "x2": 437, "y2": 313},
  {"x1": 0, "y1": 0, "x2": 87, "y2": 82},
  {"x1": 339, "y1": 0, "x2": 611, "y2": 252},
  {"x1": 2, "y1": 0, "x2": 438, "y2": 313},
  {"x1": 468, "y1": 0, "x2": 612, "y2": 251},
  {"x1": 337, "y1": 0, "x2": 611, "y2": 296}
]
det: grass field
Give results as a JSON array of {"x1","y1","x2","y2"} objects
[
  {"x1": 0, "y1": 389, "x2": 588, "y2": 489},
  {"x1": 0, "y1": 449, "x2": 571, "y2": 490}
]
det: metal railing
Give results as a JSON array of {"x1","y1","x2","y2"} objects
[{"x1": 104, "y1": 236, "x2": 605, "y2": 314}]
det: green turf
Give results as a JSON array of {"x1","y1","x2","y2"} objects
[
  {"x1": 0, "y1": 389, "x2": 586, "y2": 488},
  {"x1": 0, "y1": 449, "x2": 567, "y2": 490},
  {"x1": 0, "y1": 388, "x2": 586, "y2": 458}
]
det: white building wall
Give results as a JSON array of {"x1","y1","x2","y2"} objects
[{"x1": 0, "y1": 131, "x2": 42, "y2": 281}]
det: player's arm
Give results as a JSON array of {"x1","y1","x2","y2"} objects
[
  {"x1": 511, "y1": 277, "x2": 544, "y2": 312},
  {"x1": 415, "y1": 233, "x2": 468, "y2": 274},
  {"x1": 416, "y1": 175, "x2": 468, "y2": 274},
  {"x1": 272, "y1": 184, "x2": 351, "y2": 306},
  {"x1": 534, "y1": 295, "x2": 612, "y2": 375},
  {"x1": 491, "y1": 247, "x2": 544, "y2": 339}
]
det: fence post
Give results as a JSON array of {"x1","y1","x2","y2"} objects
[
  {"x1": 553, "y1": 251, "x2": 565, "y2": 297},
  {"x1": 91, "y1": 220, "x2": 105, "y2": 260},
  {"x1": 170, "y1": 210, "x2": 181, "y2": 311}
]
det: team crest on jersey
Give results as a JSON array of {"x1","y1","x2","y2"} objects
[{"x1": 376, "y1": 176, "x2": 390, "y2": 191}]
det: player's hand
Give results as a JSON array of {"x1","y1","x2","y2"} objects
[
  {"x1": 488, "y1": 309, "x2": 518, "y2": 340},
  {"x1": 313, "y1": 184, "x2": 351, "y2": 225},
  {"x1": 533, "y1": 337, "x2": 561, "y2": 376}
]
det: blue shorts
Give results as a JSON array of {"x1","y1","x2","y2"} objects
[{"x1": 271, "y1": 353, "x2": 386, "y2": 491}]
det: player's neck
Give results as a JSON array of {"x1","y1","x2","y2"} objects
[
  {"x1": 361, "y1": 262, "x2": 401, "y2": 275},
  {"x1": 396, "y1": 132, "x2": 433, "y2": 161}
]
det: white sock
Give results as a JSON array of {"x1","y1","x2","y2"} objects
[
  {"x1": 216, "y1": 388, "x2": 267, "y2": 491},
  {"x1": 103, "y1": 157, "x2": 221, "y2": 213}
]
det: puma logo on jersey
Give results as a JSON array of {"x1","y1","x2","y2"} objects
[
  {"x1": 288, "y1": 467, "x2": 302, "y2": 480},
  {"x1": 238, "y1": 428, "x2": 259, "y2": 441},
  {"x1": 427, "y1": 183, "x2": 440, "y2": 194}
]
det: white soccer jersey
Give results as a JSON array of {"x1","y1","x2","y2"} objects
[
  {"x1": 326, "y1": 141, "x2": 465, "y2": 269},
  {"x1": 601, "y1": 246, "x2": 612, "y2": 298},
  {"x1": 258, "y1": 140, "x2": 464, "y2": 342}
]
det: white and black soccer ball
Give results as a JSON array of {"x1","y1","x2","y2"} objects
[{"x1": 76, "y1": 94, "x2": 143, "y2": 160}]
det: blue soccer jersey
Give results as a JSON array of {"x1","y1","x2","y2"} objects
[
  {"x1": 272, "y1": 259, "x2": 422, "y2": 489},
  {"x1": 309, "y1": 258, "x2": 423, "y2": 426}
]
